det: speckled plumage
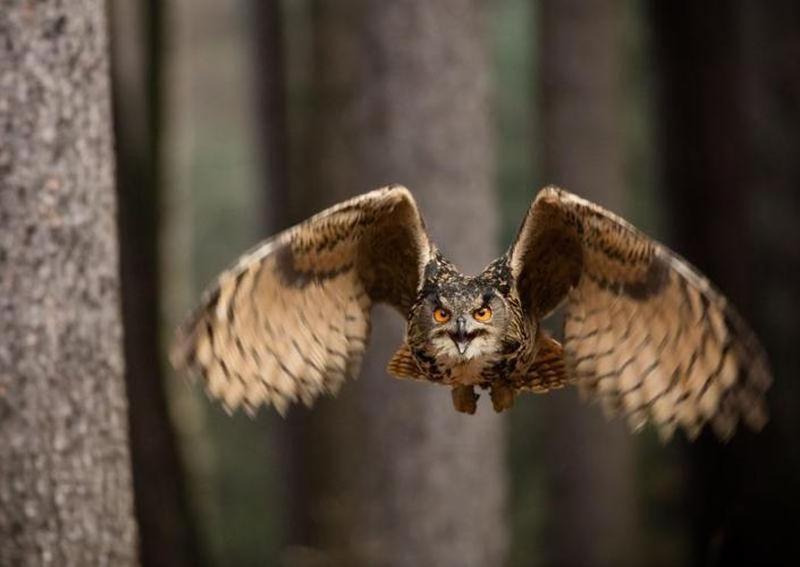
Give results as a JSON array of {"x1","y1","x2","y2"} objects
[{"x1": 172, "y1": 185, "x2": 771, "y2": 442}]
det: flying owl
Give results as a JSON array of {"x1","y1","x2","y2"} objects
[{"x1": 171, "y1": 185, "x2": 771, "y2": 441}]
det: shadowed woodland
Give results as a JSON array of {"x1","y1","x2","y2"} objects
[{"x1": 1, "y1": 1, "x2": 799, "y2": 566}]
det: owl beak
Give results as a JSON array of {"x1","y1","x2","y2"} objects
[{"x1": 452, "y1": 317, "x2": 470, "y2": 355}]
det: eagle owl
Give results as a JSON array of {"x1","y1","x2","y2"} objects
[{"x1": 171, "y1": 186, "x2": 771, "y2": 441}]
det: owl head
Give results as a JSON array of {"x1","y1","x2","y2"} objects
[{"x1": 409, "y1": 258, "x2": 514, "y2": 361}]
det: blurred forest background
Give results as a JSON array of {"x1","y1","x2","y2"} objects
[
  {"x1": 113, "y1": 0, "x2": 800, "y2": 566},
  {"x1": 2, "y1": 0, "x2": 799, "y2": 566}
]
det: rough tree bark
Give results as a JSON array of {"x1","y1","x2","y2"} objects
[
  {"x1": 110, "y1": 1, "x2": 202, "y2": 565},
  {"x1": 282, "y1": 1, "x2": 508, "y2": 566},
  {"x1": 537, "y1": 1, "x2": 641, "y2": 565},
  {"x1": 0, "y1": 2, "x2": 138, "y2": 565},
  {"x1": 649, "y1": 1, "x2": 800, "y2": 564}
]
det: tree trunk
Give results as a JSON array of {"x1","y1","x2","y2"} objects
[
  {"x1": 537, "y1": 1, "x2": 641, "y2": 565},
  {"x1": 649, "y1": 1, "x2": 800, "y2": 564},
  {"x1": 282, "y1": 1, "x2": 507, "y2": 565},
  {"x1": 252, "y1": 0, "x2": 289, "y2": 233},
  {"x1": 110, "y1": 1, "x2": 203, "y2": 566},
  {"x1": 0, "y1": 3, "x2": 138, "y2": 565}
]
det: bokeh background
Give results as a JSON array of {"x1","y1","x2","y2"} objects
[{"x1": 109, "y1": 1, "x2": 800, "y2": 566}]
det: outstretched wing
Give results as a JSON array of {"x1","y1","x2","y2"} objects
[
  {"x1": 508, "y1": 186, "x2": 771, "y2": 441},
  {"x1": 171, "y1": 185, "x2": 431, "y2": 415}
]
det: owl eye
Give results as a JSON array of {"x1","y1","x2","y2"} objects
[
  {"x1": 473, "y1": 306, "x2": 493, "y2": 322},
  {"x1": 433, "y1": 307, "x2": 451, "y2": 324}
]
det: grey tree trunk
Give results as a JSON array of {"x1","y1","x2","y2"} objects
[
  {"x1": 0, "y1": 3, "x2": 138, "y2": 565},
  {"x1": 537, "y1": 1, "x2": 641, "y2": 565},
  {"x1": 283, "y1": 2, "x2": 507, "y2": 566},
  {"x1": 110, "y1": 1, "x2": 202, "y2": 565}
]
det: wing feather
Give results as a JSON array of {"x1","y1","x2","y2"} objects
[
  {"x1": 171, "y1": 185, "x2": 430, "y2": 414},
  {"x1": 509, "y1": 186, "x2": 771, "y2": 441}
]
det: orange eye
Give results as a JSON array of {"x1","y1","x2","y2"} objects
[
  {"x1": 473, "y1": 306, "x2": 493, "y2": 322},
  {"x1": 433, "y1": 307, "x2": 451, "y2": 324}
]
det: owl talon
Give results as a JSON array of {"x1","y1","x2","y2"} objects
[
  {"x1": 452, "y1": 385, "x2": 479, "y2": 414},
  {"x1": 490, "y1": 383, "x2": 515, "y2": 412}
]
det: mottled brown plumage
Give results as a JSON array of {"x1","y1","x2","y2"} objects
[{"x1": 171, "y1": 185, "x2": 771, "y2": 441}]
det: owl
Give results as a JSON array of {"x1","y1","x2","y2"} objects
[{"x1": 171, "y1": 185, "x2": 771, "y2": 441}]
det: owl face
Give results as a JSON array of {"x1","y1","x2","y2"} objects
[{"x1": 411, "y1": 281, "x2": 510, "y2": 361}]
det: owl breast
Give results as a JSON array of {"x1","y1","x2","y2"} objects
[
  {"x1": 438, "y1": 351, "x2": 504, "y2": 386},
  {"x1": 445, "y1": 357, "x2": 490, "y2": 386}
]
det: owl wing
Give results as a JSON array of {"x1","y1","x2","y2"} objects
[
  {"x1": 513, "y1": 334, "x2": 569, "y2": 394},
  {"x1": 171, "y1": 185, "x2": 431, "y2": 415},
  {"x1": 508, "y1": 186, "x2": 771, "y2": 441}
]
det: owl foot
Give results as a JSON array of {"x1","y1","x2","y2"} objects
[
  {"x1": 451, "y1": 385, "x2": 479, "y2": 414},
  {"x1": 490, "y1": 383, "x2": 515, "y2": 412}
]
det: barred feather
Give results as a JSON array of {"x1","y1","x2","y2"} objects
[
  {"x1": 171, "y1": 185, "x2": 430, "y2": 414},
  {"x1": 510, "y1": 186, "x2": 771, "y2": 441}
]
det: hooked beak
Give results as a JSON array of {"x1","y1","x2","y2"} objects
[{"x1": 451, "y1": 316, "x2": 470, "y2": 355}]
